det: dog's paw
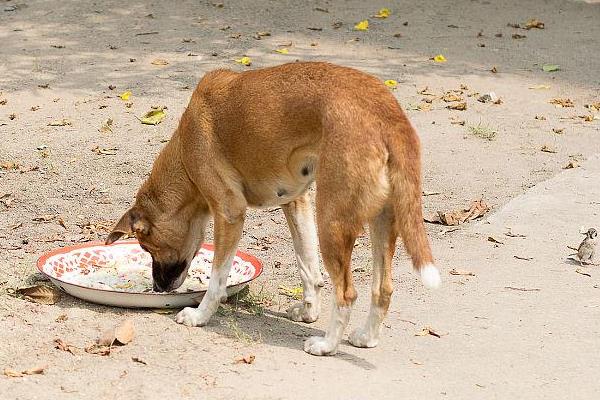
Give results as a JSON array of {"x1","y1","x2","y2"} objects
[
  {"x1": 348, "y1": 328, "x2": 379, "y2": 348},
  {"x1": 304, "y1": 336, "x2": 338, "y2": 356},
  {"x1": 175, "y1": 307, "x2": 212, "y2": 327},
  {"x1": 287, "y1": 302, "x2": 319, "y2": 323}
]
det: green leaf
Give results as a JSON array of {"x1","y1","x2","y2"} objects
[{"x1": 542, "y1": 64, "x2": 560, "y2": 72}]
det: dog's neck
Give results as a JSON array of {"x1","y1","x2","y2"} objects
[{"x1": 136, "y1": 130, "x2": 205, "y2": 216}]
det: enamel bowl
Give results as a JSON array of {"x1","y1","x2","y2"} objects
[{"x1": 36, "y1": 241, "x2": 263, "y2": 308}]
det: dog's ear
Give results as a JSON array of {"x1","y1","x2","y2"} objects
[
  {"x1": 106, "y1": 210, "x2": 133, "y2": 245},
  {"x1": 105, "y1": 208, "x2": 151, "y2": 245}
]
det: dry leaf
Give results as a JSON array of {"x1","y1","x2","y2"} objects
[
  {"x1": 274, "y1": 48, "x2": 289, "y2": 54},
  {"x1": 415, "y1": 327, "x2": 445, "y2": 338},
  {"x1": 132, "y1": 357, "x2": 147, "y2": 365},
  {"x1": 98, "y1": 319, "x2": 135, "y2": 347},
  {"x1": 48, "y1": 118, "x2": 72, "y2": 127},
  {"x1": 54, "y1": 338, "x2": 76, "y2": 355},
  {"x1": 424, "y1": 199, "x2": 490, "y2": 226},
  {"x1": 253, "y1": 31, "x2": 271, "y2": 40},
  {"x1": 490, "y1": 66, "x2": 498, "y2": 73},
  {"x1": 585, "y1": 102, "x2": 600, "y2": 112},
  {"x1": 354, "y1": 20, "x2": 369, "y2": 31},
  {"x1": 549, "y1": 98, "x2": 574, "y2": 108},
  {"x1": 56, "y1": 314, "x2": 68, "y2": 322},
  {"x1": 442, "y1": 92, "x2": 463, "y2": 102},
  {"x1": 564, "y1": 160, "x2": 579, "y2": 169},
  {"x1": 85, "y1": 344, "x2": 111, "y2": 356},
  {"x1": 99, "y1": 118, "x2": 113, "y2": 133},
  {"x1": 487, "y1": 236, "x2": 504, "y2": 245},
  {"x1": 446, "y1": 102, "x2": 467, "y2": 111},
  {"x1": 372, "y1": 8, "x2": 391, "y2": 18},
  {"x1": 535, "y1": 115, "x2": 546, "y2": 120},
  {"x1": 3, "y1": 366, "x2": 46, "y2": 377},
  {"x1": 552, "y1": 128, "x2": 564, "y2": 134},
  {"x1": 119, "y1": 91, "x2": 131, "y2": 101},
  {"x1": 524, "y1": 18, "x2": 544, "y2": 29},
  {"x1": 579, "y1": 114, "x2": 595, "y2": 122},
  {"x1": 575, "y1": 268, "x2": 591, "y2": 277},
  {"x1": 92, "y1": 146, "x2": 118, "y2": 155},
  {"x1": 151, "y1": 58, "x2": 169, "y2": 66},
  {"x1": 17, "y1": 285, "x2": 61, "y2": 305},
  {"x1": 433, "y1": 54, "x2": 447, "y2": 63},
  {"x1": 235, "y1": 56, "x2": 252, "y2": 66},
  {"x1": 449, "y1": 269, "x2": 475, "y2": 276},
  {"x1": 541, "y1": 145, "x2": 557, "y2": 153},
  {"x1": 542, "y1": 64, "x2": 560, "y2": 72},
  {"x1": 505, "y1": 229, "x2": 526, "y2": 238},
  {"x1": 512, "y1": 33, "x2": 526, "y2": 39},
  {"x1": 235, "y1": 354, "x2": 256, "y2": 364}
]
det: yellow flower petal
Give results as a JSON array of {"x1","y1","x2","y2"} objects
[
  {"x1": 373, "y1": 8, "x2": 391, "y2": 18},
  {"x1": 274, "y1": 48, "x2": 289, "y2": 54},
  {"x1": 354, "y1": 20, "x2": 369, "y2": 31},
  {"x1": 235, "y1": 56, "x2": 252, "y2": 66},
  {"x1": 384, "y1": 79, "x2": 398, "y2": 89},
  {"x1": 119, "y1": 91, "x2": 131, "y2": 101},
  {"x1": 433, "y1": 54, "x2": 447, "y2": 63}
]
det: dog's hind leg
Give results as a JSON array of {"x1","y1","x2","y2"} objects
[
  {"x1": 348, "y1": 204, "x2": 397, "y2": 348},
  {"x1": 282, "y1": 192, "x2": 325, "y2": 323},
  {"x1": 176, "y1": 210, "x2": 245, "y2": 327}
]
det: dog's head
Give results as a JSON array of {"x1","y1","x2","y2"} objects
[{"x1": 106, "y1": 199, "x2": 204, "y2": 292}]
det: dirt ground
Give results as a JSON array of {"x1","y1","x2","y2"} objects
[{"x1": 1, "y1": 0, "x2": 599, "y2": 399}]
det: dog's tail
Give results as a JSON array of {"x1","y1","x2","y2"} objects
[{"x1": 386, "y1": 122, "x2": 441, "y2": 289}]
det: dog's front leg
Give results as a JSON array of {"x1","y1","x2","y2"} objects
[
  {"x1": 176, "y1": 212, "x2": 245, "y2": 327},
  {"x1": 282, "y1": 192, "x2": 324, "y2": 323}
]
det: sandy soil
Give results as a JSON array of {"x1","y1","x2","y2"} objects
[{"x1": 1, "y1": 0, "x2": 599, "y2": 399}]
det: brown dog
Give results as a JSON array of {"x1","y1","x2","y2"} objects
[{"x1": 107, "y1": 62, "x2": 440, "y2": 355}]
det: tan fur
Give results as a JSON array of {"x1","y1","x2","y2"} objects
[{"x1": 107, "y1": 62, "x2": 436, "y2": 349}]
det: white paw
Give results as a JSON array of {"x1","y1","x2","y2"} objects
[
  {"x1": 287, "y1": 302, "x2": 320, "y2": 323},
  {"x1": 348, "y1": 328, "x2": 379, "y2": 348},
  {"x1": 304, "y1": 336, "x2": 338, "y2": 356},
  {"x1": 176, "y1": 307, "x2": 212, "y2": 327}
]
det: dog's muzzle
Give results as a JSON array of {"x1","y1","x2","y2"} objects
[{"x1": 152, "y1": 259, "x2": 188, "y2": 292}]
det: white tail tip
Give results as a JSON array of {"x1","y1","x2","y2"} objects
[{"x1": 421, "y1": 264, "x2": 441, "y2": 289}]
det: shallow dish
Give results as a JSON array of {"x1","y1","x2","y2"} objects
[{"x1": 36, "y1": 240, "x2": 263, "y2": 308}]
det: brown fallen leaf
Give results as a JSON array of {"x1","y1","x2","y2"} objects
[
  {"x1": 17, "y1": 285, "x2": 61, "y2": 305},
  {"x1": 549, "y1": 98, "x2": 574, "y2": 108},
  {"x1": 579, "y1": 114, "x2": 595, "y2": 122},
  {"x1": 56, "y1": 314, "x2": 68, "y2": 322},
  {"x1": 151, "y1": 58, "x2": 169, "y2": 66},
  {"x1": 449, "y1": 268, "x2": 475, "y2": 276},
  {"x1": 48, "y1": 118, "x2": 72, "y2": 127},
  {"x1": 524, "y1": 18, "x2": 544, "y2": 29},
  {"x1": 235, "y1": 354, "x2": 256, "y2": 364},
  {"x1": 424, "y1": 199, "x2": 490, "y2": 226},
  {"x1": 535, "y1": 115, "x2": 546, "y2": 120},
  {"x1": 92, "y1": 146, "x2": 118, "y2": 156},
  {"x1": 505, "y1": 229, "x2": 526, "y2": 238},
  {"x1": 3, "y1": 366, "x2": 46, "y2": 378},
  {"x1": 415, "y1": 327, "x2": 445, "y2": 338},
  {"x1": 512, "y1": 33, "x2": 526, "y2": 39},
  {"x1": 563, "y1": 160, "x2": 579, "y2": 169},
  {"x1": 552, "y1": 128, "x2": 564, "y2": 134},
  {"x1": 54, "y1": 338, "x2": 76, "y2": 355},
  {"x1": 441, "y1": 92, "x2": 463, "y2": 102},
  {"x1": 85, "y1": 344, "x2": 111, "y2": 356},
  {"x1": 98, "y1": 319, "x2": 135, "y2": 347},
  {"x1": 487, "y1": 236, "x2": 504, "y2": 245},
  {"x1": 252, "y1": 31, "x2": 271, "y2": 40},
  {"x1": 99, "y1": 118, "x2": 113, "y2": 133},
  {"x1": 504, "y1": 286, "x2": 540, "y2": 292},
  {"x1": 132, "y1": 357, "x2": 147, "y2": 365},
  {"x1": 584, "y1": 102, "x2": 600, "y2": 112},
  {"x1": 446, "y1": 102, "x2": 467, "y2": 111},
  {"x1": 490, "y1": 66, "x2": 498, "y2": 73},
  {"x1": 513, "y1": 255, "x2": 534, "y2": 261},
  {"x1": 575, "y1": 268, "x2": 591, "y2": 277},
  {"x1": 541, "y1": 145, "x2": 557, "y2": 153}
]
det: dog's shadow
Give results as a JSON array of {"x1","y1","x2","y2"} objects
[
  {"x1": 45, "y1": 282, "x2": 376, "y2": 370},
  {"x1": 200, "y1": 306, "x2": 377, "y2": 370}
]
